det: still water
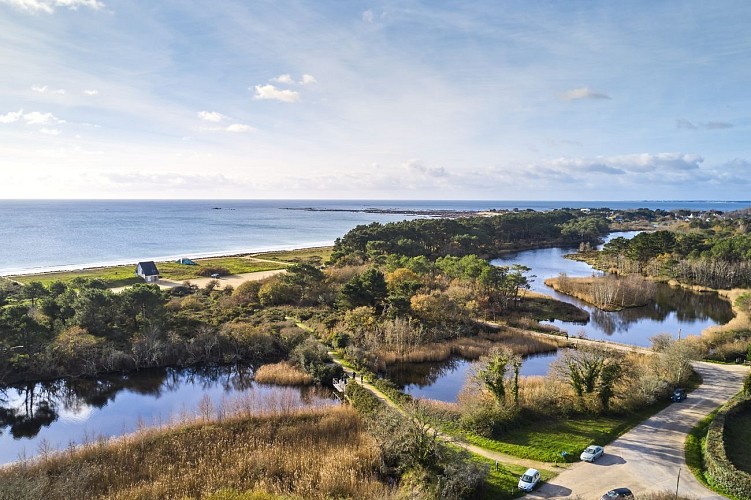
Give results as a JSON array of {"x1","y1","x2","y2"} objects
[
  {"x1": 388, "y1": 233, "x2": 733, "y2": 402},
  {"x1": 0, "y1": 366, "x2": 336, "y2": 465},
  {"x1": 492, "y1": 233, "x2": 734, "y2": 346},
  {"x1": 386, "y1": 351, "x2": 562, "y2": 403}
]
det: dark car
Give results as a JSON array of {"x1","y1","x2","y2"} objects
[
  {"x1": 671, "y1": 388, "x2": 687, "y2": 402},
  {"x1": 601, "y1": 487, "x2": 634, "y2": 499}
]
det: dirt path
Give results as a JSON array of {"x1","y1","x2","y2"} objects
[
  {"x1": 331, "y1": 357, "x2": 558, "y2": 472},
  {"x1": 530, "y1": 361, "x2": 749, "y2": 499}
]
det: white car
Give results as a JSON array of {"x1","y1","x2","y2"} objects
[
  {"x1": 518, "y1": 468, "x2": 541, "y2": 492},
  {"x1": 580, "y1": 445, "x2": 605, "y2": 462}
]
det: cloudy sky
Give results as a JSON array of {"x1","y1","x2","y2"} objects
[{"x1": 1, "y1": 0, "x2": 749, "y2": 200}]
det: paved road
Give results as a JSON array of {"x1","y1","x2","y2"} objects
[{"x1": 531, "y1": 361, "x2": 749, "y2": 499}]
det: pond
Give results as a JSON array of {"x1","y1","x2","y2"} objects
[
  {"x1": 492, "y1": 232, "x2": 734, "y2": 346},
  {"x1": 386, "y1": 232, "x2": 734, "y2": 403},
  {"x1": 0, "y1": 366, "x2": 336, "y2": 465},
  {"x1": 386, "y1": 350, "x2": 563, "y2": 402}
]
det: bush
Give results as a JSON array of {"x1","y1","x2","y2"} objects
[
  {"x1": 704, "y1": 395, "x2": 751, "y2": 498},
  {"x1": 197, "y1": 266, "x2": 230, "y2": 277},
  {"x1": 345, "y1": 381, "x2": 383, "y2": 415}
]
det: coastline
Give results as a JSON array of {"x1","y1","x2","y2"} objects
[{"x1": 0, "y1": 242, "x2": 334, "y2": 278}]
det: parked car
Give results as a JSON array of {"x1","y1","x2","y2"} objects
[
  {"x1": 671, "y1": 388, "x2": 687, "y2": 402},
  {"x1": 518, "y1": 468, "x2": 541, "y2": 492},
  {"x1": 580, "y1": 445, "x2": 604, "y2": 462},
  {"x1": 601, "y1": 487, "x2": 634, "y2": 499}
]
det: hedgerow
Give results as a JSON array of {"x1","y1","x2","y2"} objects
[{"x1": 704, "y1": 394, "x2": 751, "y2": 499}]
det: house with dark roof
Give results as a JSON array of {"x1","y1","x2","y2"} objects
[{"x1": 136, "y1": 261, "x2": 160, "y2": 283}]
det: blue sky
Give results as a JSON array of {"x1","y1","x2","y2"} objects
[{"x1": 0, "y1": 0, "x2": 749, "y2": 200}]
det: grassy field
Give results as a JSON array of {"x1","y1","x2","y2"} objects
[
  {"x1": 9, "y1": 255, "x2": 289, "y2": 288},
  {"x1": 461, "y1": 414, "x2": 639, "y2": 463},
  {"x1": 685, "y1": 408, "x2": 717, "y2": 484},
  {"x1": 250, "y1": 246, "x2": 333, "y2": 265},
  {"x1": 724, "y1": 406, "x2": 751, "y2": 473},
  {"x1": 0, "y1": 406, "x2": 390, "y2": 500},
  {"x1": 457, "y1": 372, "x2": 700, "y2": 463},
  {"x1": 477, "y1": 456, "x2": 554, "y2": 499}
]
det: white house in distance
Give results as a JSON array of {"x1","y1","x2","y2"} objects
[{"x1": 135, "y1": 261, "x2": 160, "y2": 283}]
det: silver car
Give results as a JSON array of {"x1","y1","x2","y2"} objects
[{"x1": 580, "y1": 445, "x2": 604, "y2": 462}]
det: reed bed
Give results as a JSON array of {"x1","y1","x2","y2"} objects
[
  {"x1": 254, "y1": 362, "x2": 313, "y2": 386},
  {"x1": 0, "y1": 405, "x2": 390, "y2": 500},
  {"x1": 374, "y1": 329, "x2": 561, "y2": 365}
]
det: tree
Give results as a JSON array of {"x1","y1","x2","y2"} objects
[
  {"x1": 478, "y1": 347, "x2": 513, "y2": 404},
  {"x1": 23, "y1": 281, "x2": 48, "y2": 308},
  {"x1": 118, "y1": 283, "x2": 166, "y2": 332},
  {"x1": 337, "y1": 268, "x2": 387, "y2": 311},
  {"x1": 554, "y1": 346, "x2": 609, "y2": 399}
]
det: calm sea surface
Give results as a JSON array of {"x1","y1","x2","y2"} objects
[{"x1": 1, "y1": 199, "x2": 749, "y2": 275}]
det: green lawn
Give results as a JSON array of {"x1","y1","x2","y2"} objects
[
  {"x1": 725, "y1": 406, "x2": 751, "y2": 473},
  {"x1": 477, "y1": 457, "x2": 555, "y2": 499},
  {"x1": 458, "y1": 374, "x2": 700, "y2": 463},
  {"x1": 10, "y1": 256, "x2": 285, "y2": 288}
]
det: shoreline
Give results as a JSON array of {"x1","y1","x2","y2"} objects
[{"x1": 0, "y1": 242, "x2": 334, "y2": 279}]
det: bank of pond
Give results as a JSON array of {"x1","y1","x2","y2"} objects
[
  {"x1": 1, "y1": 234, "x2": 735, "y2": 466},
  {"x1": 0, "y1": 365, "x2": 336, "y2": 466}
]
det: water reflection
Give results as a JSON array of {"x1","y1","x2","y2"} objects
[
  {"x1": 0, "y1": 366, "x2": 335, "y2": 465},
  {"x1": 493, "y1": 234, "x2": 734, "y2": 346},
  {"x1": 385, "y1": 351, "x2": 562, "y2": 403}
]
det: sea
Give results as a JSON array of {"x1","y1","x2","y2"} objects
[{"x1": 1, "y1": 199, "x2": 749, "y2": 276}]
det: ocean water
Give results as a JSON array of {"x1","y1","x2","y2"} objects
[{"x1": 1, "y1": 199, "x2": 749, "y2": 276}]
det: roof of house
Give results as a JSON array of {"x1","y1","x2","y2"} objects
[{"x1": 136, "y1": 261, "x2": 160, "y2": 276}]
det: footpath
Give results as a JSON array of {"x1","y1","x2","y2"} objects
[{"x1": 330, "y1": 355, "x2": 558, "y2": 473}]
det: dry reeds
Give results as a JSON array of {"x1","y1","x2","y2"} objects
[
  {"x1": 0, "y1": 405, "x2": 391, "y2": 500},
  {"x1": 374, "y1": 329, "x2": 562, "y2": 366},
  {"x1": 254, "y1": 362, "x2": 313, "y2": 386}
]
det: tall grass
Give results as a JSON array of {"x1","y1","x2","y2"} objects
[
  {"x1": 0, "y1": 405, "x2": 391, "y2": 500},
  {"x1": 254, "y1": 362, "x2": 313, "y2": 385},
  {"x1": 373, "y1": 330, "x2": 562, "y2": 366}
]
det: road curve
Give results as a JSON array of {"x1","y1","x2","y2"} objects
[{"x1": 530, "y1": 361, "x2": 749, "y2": 499}]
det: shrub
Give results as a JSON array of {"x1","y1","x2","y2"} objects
[
  {"x1": 704, "y1": 395, "x2": 751, "y2": 498},
  {"x1": 345, "y1": 381, "x2": 382, "y2": 415},
  {"x1": 197, "y1": 266, "x2": 231, "y2": 277}
]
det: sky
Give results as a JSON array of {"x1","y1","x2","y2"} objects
[{"x1": 0, "y1": 0, "x2": 749, "y2": 200}]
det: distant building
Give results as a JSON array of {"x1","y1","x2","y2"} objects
[{"x1": 136, "y1": 261, "x2": 160, "y2": 282}]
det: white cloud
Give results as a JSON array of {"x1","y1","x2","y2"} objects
[
  {"x1": 22, "y1": 111, "x2": 65, "y2": 125},
  {"x1": 39, "y1": 127, "x2": 61, "y2": 135},
  {"x1": 300, "y1": 74, "x2": 317, "y2": 85},
  {"x1": 101, "y1": 171, "x2": 240, "y2": 190},
  {"x1": 0, "y1": 0, "x2": 105, "y2": 14},
  {"x1": 0, "y1": 109, "x2": 24, "y2": 123},
  {"x1": 403, "y1": 159, "x2": 448, "y2": 178},
  {"x1": 271, "y1": 74, "x2": 294, "y2": 84},
  {"x1": 197, "y1": 110, "x2": 227, "y2": 122},
  {"x1": 252, "y1": 84, "x2": 300, "y2": 103},
  {"x1": 83, "y1": 89, "x2": 99, "y2": 95},
  {"x1": 30, "y1": 84, "x2": 65, "y2": 94},
  {"x1": 225, "y1": 123, "x2": 253, "y2": 133},
  {"x1": 561, "y1": 86, "x2": 611, "y2": 101},
  {"x1": 362, "y1": 9, "x2": 374, "y2": 23}
]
